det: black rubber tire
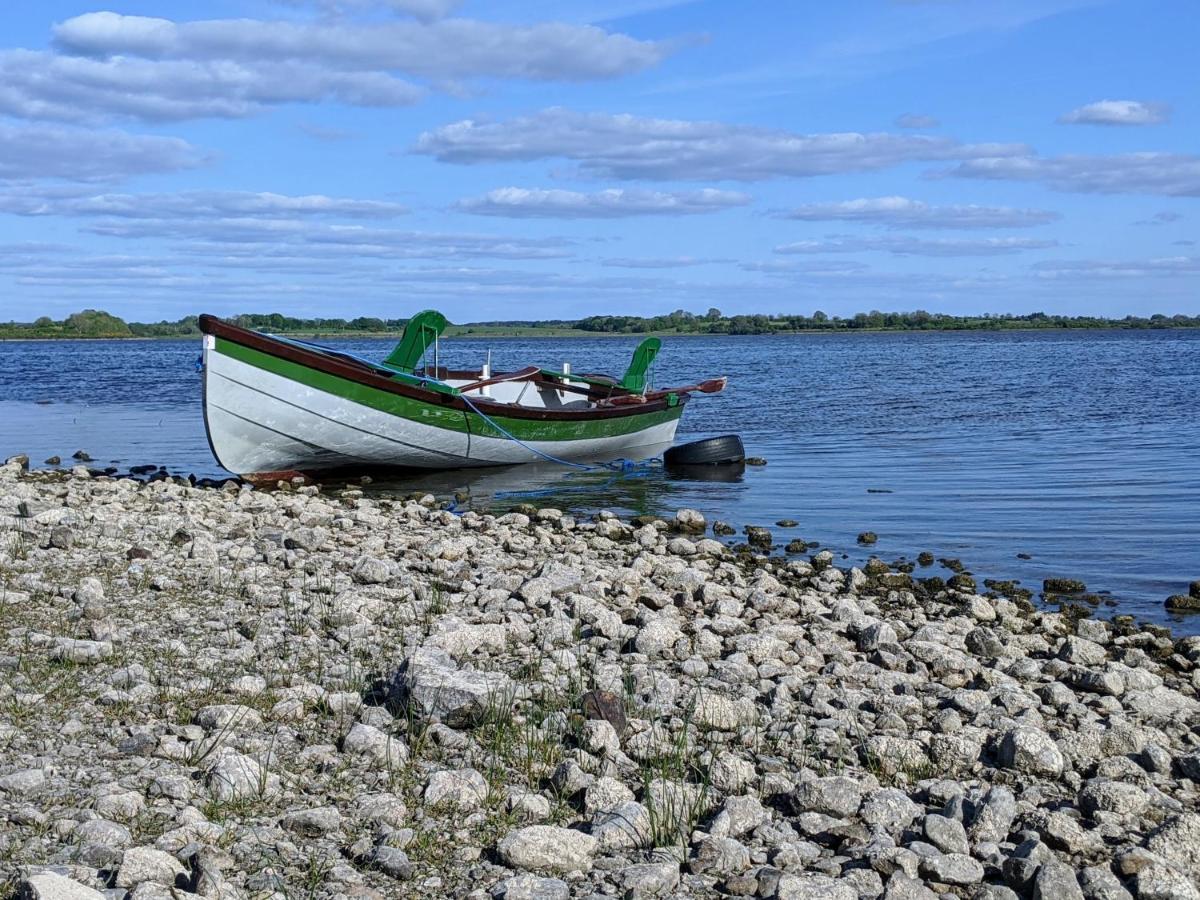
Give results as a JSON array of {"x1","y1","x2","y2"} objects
[{"x1": 664, "y1": 434, "x2": 745, "y2": 466}]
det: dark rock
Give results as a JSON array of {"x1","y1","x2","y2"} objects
[
  {"x1": 1190, "y1": 580, "x2": 1200, "y2": 600},
  {"x1": 744, "y1": 457, "x2": 767, "y2": 466},
  {"x1": 1165, "y1": 594, "x2": 1200, "y2": 612},
  {"x1": 744, "y1": 526, "x2": 772, "y2": 547},
  {"x1": 947, "y1": 574, "x2": 977, "y2": 592},
  {"x1": 917, "y1": 552, "x2": 935, "y2": 566},
  {"x1": 49, "y1": 526, "x2": 75, "y2": 550},
  {"x1": 864, "y1": 557, "x2": 890, "y2": 576},
  {"x1": 72, "y1": 450, "x2": 92, "y2": 461},
  {"x1": 712, "y1": 521, "x2": 736, "y2": 536},
  {"x1": 125, "y1": 547, "x2": 152, "y2": 561},
  {"x1": 44, "y1": 456, "x2": 61, "y2": 466},
  {"x1": 1044, "y1": 578, "x2": 1087, "y2": 593},
  {"x1": 117, "y1": 733, "x2": 157, "y2": 756},
  {"x1": 857, "y1": 531, "x2": 878, "y2": 545},
  {"x1": 776, "y1": 519, "x2": 798, "y2": 527},
  {"x1": 966, "y1": 627, "x2": 1006, "y2": 657},
  {"x1": 785, "y1": 539, "x2": 808, "y2": 554},
  {"x1": 580, "y1": 689, "x2": 627, "y2": 735},
  {"x1": 940, "y1": 558, "x2": 965, "y2": 573}
]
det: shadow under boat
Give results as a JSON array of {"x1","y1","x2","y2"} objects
[{"x1": 291, "y1": 438, "x2": 744, "y2": 513}]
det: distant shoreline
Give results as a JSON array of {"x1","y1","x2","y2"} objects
[{"x1": 4, "y1": 325, "x2": 1200, "y2": 342}]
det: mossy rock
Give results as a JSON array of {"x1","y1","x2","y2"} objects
[
  {"x1": 864, "y1": 558, "x2": 891, "y2": 576},
  {"x1": 1166, "y1": 594, "x2": 1200, "y2": 612},
  {"x1": 917, "y1": 552, "x2": 935, "y2": 567},
  {"x1": 939, "y1": 557, "x2": 965, "y2": 573},
  {"x1": 857, "y1": 531, "x2": 878, "y2": 546},
  {"x1": 712, "y1": 521, "x2": 736, "y2": 536},
  {"x1": 785, "y1": 539, "x2": 809, "y2": 554},
  {"x1": 921, "y1": 576, "x2": 947, "y2": 595},
  {"x1": 947, "y1": 574, "x2": 977, "y2": 593},
  {"x1": 876, "y1": 573, "x2": 913, "y2": 591},
  {"x1": 744, "y1": 526, "x2": 772, "y2": 547},
  {"x1": 1043, "y1": 578, "x2": 1087, "y2": 593}
]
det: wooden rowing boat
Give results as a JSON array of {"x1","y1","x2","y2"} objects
[{"x1": 198, "y1": 312, "x2": 726, "y2": 480}]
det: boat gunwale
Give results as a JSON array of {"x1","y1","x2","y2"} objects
[{"x1": 198, "y1": 314, "x2": 687, "y2": 423}]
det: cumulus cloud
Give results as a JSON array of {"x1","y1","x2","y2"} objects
[
  {"x1": 0, "y1": 49, "x2": 422, "y2": 123},
  {"x1": 945, "y1": 152, "x2": 1200, "y2": 197},
  {"x1": 0, "y1": 189, "x2": 407, "y2": 219},
  {"x1": 895, "y1": 113, "x2": 939, "y2": 129},
  {"x1": 777, "y1": 196, "x2": 1058, "y2": 229},
  {"x1": 455, "y1": 187, "x2": 750, "y2": 218},
  {"x1": 0, "y1": 11, "x2": 672, "y2": 124},
  {"x1": 774, "y1": 235, "x2": 1057, "y2": 257},
  {"x1": 0, "y1": 121, "x2": 205, "y2": 181},
  {"x1": 1058, "y1": 99, "x2": 1169, "y2": 126},
  {"x1": 413, "y1": 108, "x2": 1028, "y2": 181},
  {"x1": 52, "y1": 12, "x2": 667, "y2": 82}
]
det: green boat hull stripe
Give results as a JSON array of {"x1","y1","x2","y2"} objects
[{"x1": 214, "y1": 337, "x2": 682, "y2": 442}]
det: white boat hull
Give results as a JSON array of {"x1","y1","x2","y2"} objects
[{"x1": 201, "y1": 336, "x2": 682, "y2": 476}]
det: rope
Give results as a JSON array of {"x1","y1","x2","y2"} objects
[
  {"x1": 266, "y1": 333, "x2": 652, "y2": 475},
  {"x1": 459, "y1": 392, "x2": 632, "y2": 471}
]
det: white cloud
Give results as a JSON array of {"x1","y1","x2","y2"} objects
[
  {"x1": 0, "y1": 120, "x2": 204, "y2": 181},
  {"x1": 275, "y1": 0, "x2": 463, "y2": 22},
  {"x1": 0, "y1": 189, "x2": 407, "y2": 219},
  {"x1": 1134, "y1": 211, "x2": 1184, "y2": 226},
  {"x1": 1032, "y1": 256, "x2": 1200, "y2": 279},
  {"x1": 82, "y1": 216, "x2": 574, "y2": 261},
  {"x1": 456, "y1": 186, "x2": 750, "y2": 218},
  {"x1": 413, "y1": 107, "x2": 1028, "y2": 181},
  {"x1": 774, "y1": 235, "x2": 1057, "y2": 256},
  {"x1": 0, "y1": 49, "x2": 422, "y2": 123},
  {"x1": 52, "y1": 12, "x2": 667, "y2": 82},
  {"x1": 778, "y1": 196, "x2": 1058, "y2": 229},
  {"x1": 895, "y1": 113, "x2": 939, "y2": 129},
  {"x1": 945, "y1": 152, "x2": 1200, "y2": 197},
  {"x1": 600, "y1": 256, "x2": 715, "y2": 268},
  {"x1": 1058, "y1": 99, "x2": 1169, "y2": 126}
]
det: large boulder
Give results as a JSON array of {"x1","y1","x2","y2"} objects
[
  {"x1": 388, "y1": 647, "x2": 513, "y2": 727},
  {"x1": 495, "y1": 826, "x2": 597, "y2": 874}
]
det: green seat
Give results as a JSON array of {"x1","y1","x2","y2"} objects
[
  {"x1": 621, "y1": 337, "x2": 660, "y2": 393},
  {"x1": 383, "y1": 310, "x2": 448, "y2": 374}
]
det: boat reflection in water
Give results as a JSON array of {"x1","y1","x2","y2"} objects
[{"x1": 317, "y1": 441, "x2": 747, "y2": 518}]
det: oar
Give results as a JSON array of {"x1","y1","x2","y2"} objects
[{"x1": 604, "y1": 376, "x2": 727, "y2": 404}]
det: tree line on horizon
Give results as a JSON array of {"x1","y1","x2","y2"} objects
[{"x1": 2, "y1": 307, "x2": 1199, "y2": 339}]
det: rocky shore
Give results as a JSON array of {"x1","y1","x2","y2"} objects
[{"x1": 1, "y1": 457, "x2": 1198, "y2": 900}]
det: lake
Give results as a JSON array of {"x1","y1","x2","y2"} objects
[{"x1": 2, "y1": 328, "x2": 1198, "y2": 633}]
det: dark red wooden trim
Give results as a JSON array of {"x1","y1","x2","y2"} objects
[{"x1": 198, "y1": 314, "x2": 684, "y2": 422}]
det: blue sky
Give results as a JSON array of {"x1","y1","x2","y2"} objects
[{"x1": 0, "y1": 0, "x2": 1196, "y2": 322}]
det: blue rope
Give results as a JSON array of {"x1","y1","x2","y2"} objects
[
  {"x1": 267, "y1": 333, "x2": 652, "y2": 475},
  {"x1": 459, "y1": 392, "x2": 631, "y2": 471}
]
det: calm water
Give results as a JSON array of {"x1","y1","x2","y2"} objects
[{"x1": 1, "y1": 330, "x2": 1198, "y2": 633}]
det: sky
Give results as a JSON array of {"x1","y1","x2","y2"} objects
[{"x1": 0, "y1": 0, "x2": 1196, "y2": 323}]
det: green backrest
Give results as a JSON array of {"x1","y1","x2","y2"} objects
[
  {"x1": 383, "y1": 310, "x2": 448, "y2": 373},
  {"x1": 621, "y1": 337, "x2": 660, "y2": 393}
]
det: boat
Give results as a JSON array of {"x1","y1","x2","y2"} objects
[{"x1": 197, "y1": 311, "x2": 726, "y2": 481}]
